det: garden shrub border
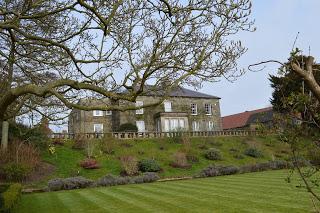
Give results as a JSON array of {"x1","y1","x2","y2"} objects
[
  {"x1": 48, "y1": 172, "x2": 160, "y2": 192},
  {"x1": 40, "y1": 160, "x2": 307, "y2": 192},
  {"x1": 0, "y1": 183, "x2": 22, "y2": 212}
]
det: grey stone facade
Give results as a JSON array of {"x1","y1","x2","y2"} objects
[{"x1": 68, "y1": 87, "x2": 222, "y2": 133}]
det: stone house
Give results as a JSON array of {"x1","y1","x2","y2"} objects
[{"x1": 68, "y1": 87, "x2": 222, "y2": 133}]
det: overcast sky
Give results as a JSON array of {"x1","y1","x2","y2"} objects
[{"x1": 200, "y1": 0, "x2": 320, "y2": 116}]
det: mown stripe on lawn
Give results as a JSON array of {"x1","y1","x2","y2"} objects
[
  {"x1": 192, "y1": 178, "x2": 309, "y2": 195},
  {"x1": 80, "y1": 189, "x2": 146, "y2": 212},
  {"x1": 130, "y1": 183, "x2": 256, "y2": 213},
  {"x1": 147, "y1": 181, "x2": 309, "y2": 213},
  {"x1": 110, "y1": 186, "x2": 189, "y2": 213},
  {"x1": 171, "y1": 181, "x2": 310, "y2": 210},
  {"x1": 96, "y1": 187, "x2": 157, "y2": 212},
  {"x1": 56, "y1": 191, "x2": 107, "y2": 213}
]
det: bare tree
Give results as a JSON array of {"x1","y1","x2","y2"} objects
[{"x1": 0, "y1": 0, "x2": 254, "y2": 149}]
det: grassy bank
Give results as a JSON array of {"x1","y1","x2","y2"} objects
[
  {"x1": 28, "y1": 135, "x2": 292, "y2": 187},
  {"x1": 15, "y1": 170, "x2": 315, "y2": 213}
]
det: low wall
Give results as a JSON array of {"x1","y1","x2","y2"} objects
[{"x1": 50, "y1": 130, "x2": 266, "y2": 139}]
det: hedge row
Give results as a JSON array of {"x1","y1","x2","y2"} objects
[
  {"x1": 0, "y1": 183, "x2": 22, "y2": 213},
  {"x1": 197, "y1": 160, "x2": 300, "y2": 178},
  {"x1": 48, "y1": 172, "x2": 159, "y2": 191}
]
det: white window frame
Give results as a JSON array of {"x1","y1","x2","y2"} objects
[
  {"x1": 191, "y1": 103, "x2": 197, "y2": 115},
  {"x1": 93, "y1": 110, "x2": 103, "y2": 117},
  {"x1": 164, "y1": 101, "x2": 172, "y2": 112},
  {"x1": 93, "y1": 124, "x2": 103, "y2": 133},
  {"x1": 106, "y1": 110, "x2": 112, "y2": 115},
  {"x1": 205, "y1": 103, "x2": 212, "y2": 115},
  {"x1": 135, "y1": 101, "x2": 144, "y2": 114},
  {"x1": 208, "y1": 121, "x2": 214, "y2": 131},
  {"x1": 136, "y1": 120, "x2": 145, "y2": 132},
  {"x1": 192, "y1": 121, "x2": 200, "y2": 131}
]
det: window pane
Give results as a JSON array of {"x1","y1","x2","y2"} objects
[{"x1": 136, "y1": 101, "x2": 144, "y2": 114}]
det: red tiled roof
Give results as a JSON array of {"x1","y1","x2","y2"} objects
[{"x1": 222, "y1": 107, "x2": 272, "y2": 130}]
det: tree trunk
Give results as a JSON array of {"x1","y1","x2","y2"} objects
[{"x1": 1, "y1": 120, "x2": 9, "y2": 150}]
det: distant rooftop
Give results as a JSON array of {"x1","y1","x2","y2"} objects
[{"x1": 222, "y1": 107, "x2": 273, "y2": 130}]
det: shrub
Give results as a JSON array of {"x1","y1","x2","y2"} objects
[
  {"x1": 307, "y1": 146, "x2": 320, "y2": 166},
  {"x1": 97, "y1": 172, "x2": 159, "y2": 187},
  {"x1": 8, "y1": 122, "x2": 49, "y2": 150},
  {"x1": 85, "y1": 139, "x2": 97, "y2": 158},
  {"x1": 199, "y1": 165, "x2": 239, "y2": 178},
  {"x1": 239, "y1": 160, "x2": 289, "y2": 173},
  {"x1": 1, "y1": 163, "x2": 31, "y2": 182},
  {"x1": 96, "y1": 175, "x2": 132, "y2": 187},
  {"x1": 0, "y1": 140, "x2": 40, "y2": 182},
  {"x1": 119, "y1": 156, "x2": 139, "y2": 176},
  {"x1": 244, "y1": 147, "x2": 263, "y2": 158},
  {"x1": 79, "y1": 158, "x2": 100, "y2": 169},
  {"x1": 72, "y1": 134, "x2": 86, "y2": 149},
  {"x1": 48, "y1": 177, "x2": 94, "y2": 191},
  {"x1": 101, "y1": 137, "x2": 116, "y2": 154},
  {"x1": 52, "y1": 138, "x2": 64, "y2": 146},
  {"x1": 233, "y1": 154, "x2": 245, "y2": 159},
  {"x1": 186, "y1": 153, "x2": 199, "y2": 163},
  {"x1": 170, "y1": 152, "x2": 191, "y2": 169},
  {"x1": 204, "y1": 148, "x2": 222, "y2": 160},
  {"x1": 131, "y1": 172, "x2": 160, "y2": 184},
  {"x1": 197, "y1": 144, "x2": 208, "y2": 150},
  {"x1": 138, "y1": 159, "x2": 161, "y2": 172},
  {"x1": 1, "y1": 183, "x2": 22, "y2": 212},
  {"x1": 118, "y1": 123, "x2": 138, "y2": 132},
  {"x1": 96, "y1": 175, "x2": 118, "y2": 187}
]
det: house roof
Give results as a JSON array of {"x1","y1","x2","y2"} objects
[
  {"x1": 222, "y1": 107, "x2": 273, "y2": 130},
  {"x1": 143, "y1": 85, "x2": 220, "y2": 99},
  {"x1": 246, "y1": 110, "x2": 273, "y2": 125}
]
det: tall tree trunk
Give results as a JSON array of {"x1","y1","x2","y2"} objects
[{"x1": 1, "y1": 120, "x2": 9, "y2": 150}]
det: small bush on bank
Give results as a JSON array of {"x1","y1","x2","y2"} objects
[
  {"x1": 198, "y1": 165, "x2": 239, "y2": 178},
  {"x1": 233, "y1": 154, "x2": 245, "y2": 159},
  {"x1": 119, "y1": 123, "x2": 138, "y2": 132},
  {"x1": 204, "y1": 148, "x2": 222, "y2": 160},
  {"x1": 101, "y1": 137, "x2": 116, "y2": 155},
  {"x1": 138, "y1": 159, "x2": 161, "y2": 172},
  {"x1": 72, "y1": 134, "x2": 86, "y2": 149},
  {"x1": 119, "y1": 156, "x2": 139, "y2": 176},
  {"x1": 79, "y1": 158, "x2": 100, "y2": 169},
  {"x1": 186, "y1": 152, "x2": 199, "y2": 163},
  {"x1": 244, "y1": 147, "x2": 263, "y2": 158},
  {"x1": 48, "y1": 177, "x2": 94, "y2": 191},
  {"x1": 170, "y1": 152, "x2": 191, "y2": 169},
  {"x1": 52, "y1": 138, "x2": 64, "y2": 146},
  {"x1": 0, "y1": 183, "x2": 22, "y2": 212}
]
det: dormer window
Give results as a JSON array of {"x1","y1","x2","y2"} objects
[
  {"x1": 93, "y1": 110, "x2": 103, "y2": 116},
  {"x1": 135, "y1": 101, "x2": 144, "y2": 114},
  {"x1": 191, "y1": 103, "x2": 197, "y2": 115},
  {"x1": 205, "y1": 103, "x2": 212, "y2": 115}
]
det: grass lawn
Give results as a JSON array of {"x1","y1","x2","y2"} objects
[{"x1": 15, "y1": 170, "x2": 317, "y2": 213}]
